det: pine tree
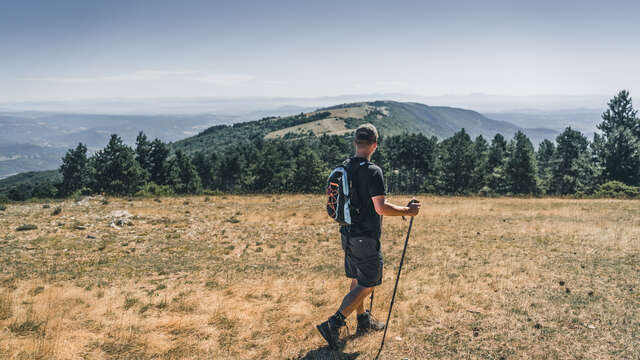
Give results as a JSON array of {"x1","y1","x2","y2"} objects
[
  {"x1": 148, "y1": 139, "x2": 170, "y2": 185},
  {"x1": 551, "y1": 128, "x2": 592, "y2": 195},
  {"x1": 599, "y1": 90, "x2": 640, "y2": 138},
  {"x1": 596, "y1": 90, "x2": 640, "y2": 185},
  {"x1": 168, "y1": 149, "x2": 202, "y2": 194},
  {"x1": 218, "y1": 151, "x2": 244, "y2": 192},
  {"x1": 486, "y1": 134, "x2": 509, "y2": 193},
  {"x1": 590, "y1": 133, "x2": 606, "y2": 185},
  {"x1": 439, "y1": 129, "x2": 475, "y2": 194},
  {"x1": 59, "y1": 142, "x2": 88, "y2": 196},
  {"x1": 91, "y1": 134, "x2": 145, "y2": 195},
  {"x1": 318, "y1": 134, "x2": 351, "y2": 167},
  {"x1": 599, "y1": 127, "x2": 640, "y2": 186},
  {"x1": 251, "y1": 141, "x2": 282, "y2": 192},
  {"x1": 505, "y1": 131, "x2": 538, "y2": 194},
  {"x1": 135, "y1": 131, "x2": 153, "y2": 181},
  {"x1": 292, "y1": 147, "x2": 325, "y2": 193},
  {"x1": 536, "y1": 139, "x2": 556, "y2": 194},
  {"x1": 385, "y1": 133, "x2": 438, "y2": 193},
  {"x1": 472, "y1": 135, "x2": 489, "y2": 192},
  {"x1": 192, "y1": 151, "x2": 217, "y2": 189}
]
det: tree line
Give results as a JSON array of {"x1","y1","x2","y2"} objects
[{"x1": 2, "y1": 90, "x2": 639, "y2": 201}]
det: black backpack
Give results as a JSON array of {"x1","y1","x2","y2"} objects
[{"x1": 326, "y1": 158, "x2": 369, "y2": 225}]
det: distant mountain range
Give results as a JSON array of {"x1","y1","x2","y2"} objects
[
  {"x1": 0, "y1": 112, "x2": 235, "y2": 178},
  {"x1": 1, "y1": 98, "x2": 606, "y2": 184},
  {"x1": 484, "y1": 109, "x2": 603, "y2": 136}
]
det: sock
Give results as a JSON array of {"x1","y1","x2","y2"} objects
[{"x1": 329, "y1": 310, "x2": 346, "y2": 327}]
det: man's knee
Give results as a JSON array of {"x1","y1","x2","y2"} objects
[
  {"x1": 350, "y1": 278, "x2": 358, "y2": 290},
  {"x1": 354, "y1": 284, "x2": 374, "y2": 296}
]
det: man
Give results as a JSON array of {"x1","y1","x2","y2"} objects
[{"x1": 316, "y1": 123, "x2": 421, "y2": 350}]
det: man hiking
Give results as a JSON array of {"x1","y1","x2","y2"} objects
[{"x1": 317, "y1": 123, "x2": 421, "y2": 350}]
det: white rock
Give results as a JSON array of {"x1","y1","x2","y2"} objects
[
  {"x1": 108, "y1": 210, "x2": 133, "y2": 227},
  {"x1": 110, "y1": 210, "x2": 132, "y2": 218}
]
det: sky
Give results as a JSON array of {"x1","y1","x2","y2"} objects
[{"x1": 1, "y1": 0, "x2": 639, "y2": 102}]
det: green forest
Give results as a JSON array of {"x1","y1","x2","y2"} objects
[{"x1": 2, "y1": 90, "x2": 639, "y2": 201}]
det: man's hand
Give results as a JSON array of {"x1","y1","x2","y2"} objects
[{"x1": 407, "y1": 199, "x2": 421, "y2": 217}]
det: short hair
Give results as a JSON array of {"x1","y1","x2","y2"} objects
[{"x1": 354, "y1": 123, "x2": 379, "y2": 147}]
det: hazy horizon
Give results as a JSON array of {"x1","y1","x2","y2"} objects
[
  {"x1": 0, "y1": 92, "x2": 612, "y2": 115},
  {"x1": 2, "y1": 0, "x2": 639, "y2": 103}
]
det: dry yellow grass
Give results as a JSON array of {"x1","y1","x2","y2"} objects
[
  {"x1": 264, "y1": 118, "x2": 352, "y2": 139},
  {"x1": 264, "y1": 104, "x2": 388, "y2": 139},
  {"x1": 0, "y1": 195, "x2": 638, "y2": 359}
]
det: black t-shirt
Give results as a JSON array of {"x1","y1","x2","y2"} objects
[{"x1": 340, "y1": 156, "x2": 386, "y2": 240}]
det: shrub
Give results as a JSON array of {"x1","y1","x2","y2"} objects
[
  {"x1": 42, "y1": 204, "x2": 50, "y2": 209},
  {"x1": 595, "y1": 181, "x2": 640, "y2": 198},
  {"x1": 0, "y1": 204, "x2": 6, "y2": 211},
  {"x1": 203, "y1": 189, "x2": 224, "y2": 196},
  {"x1": 16, "y1": 224, "x2": 38, "y2": 231},
  {"x1": 134, "y1": 182, "x2": 175, "y2": 197},
  {"x1": 8, "y1": 320, "x2": 43, "y2": 336},
  {"x1": 123, "y1": 296, "x2": 138, "y2": 310},
  {"x1": 478, "y1": 186, "x2": 498, "y2": 197},
  {"x1": 51, "y1": 207, "x2": 62, "y2": 216},
  {"x1": 72, "y1": 189, "x2": 84, "y2": 202}
]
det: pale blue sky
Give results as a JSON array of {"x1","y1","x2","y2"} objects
[{"x1": 1, "y1": 0, "x2": 639, "y2": 102}]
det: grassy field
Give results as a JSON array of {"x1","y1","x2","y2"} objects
[{"x1": 0, "y1": 195, "x2": 638, "y2": 359}]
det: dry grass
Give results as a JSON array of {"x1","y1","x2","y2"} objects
[
  {"x1": 265, "y1": 104, "x2": 388, "y2": 139},
  {"x1": 265, "y1": 118, "x2": 352, "y2": 139},
  {"x1": 0, "y1": 195, "x2": 638, "y2": 359}
]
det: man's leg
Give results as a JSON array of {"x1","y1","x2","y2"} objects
[
  {"x1": 338, "y1": 282, "x2": 373, "y2": 318},
  {"x1": 349, "y1": 279, "x2": 366, "y2": 316},
  {"x1": 316, "y1": 236, "x2": 377, "y2": 350},
  {"x1": 316, "y1": 282, "x2": 374, "y2": 350}
]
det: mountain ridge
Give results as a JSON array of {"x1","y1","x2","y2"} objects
[{"x1": 171, "y1": 100, "x2": 556, "y2": 156}]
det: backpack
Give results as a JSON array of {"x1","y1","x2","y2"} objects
[{"x1": 326, "y1": 158, "x2": 369, "y2": 225}]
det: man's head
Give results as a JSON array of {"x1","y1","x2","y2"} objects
[{"x1": 354, "y1": 123, "x2": 378, "y2": 157}]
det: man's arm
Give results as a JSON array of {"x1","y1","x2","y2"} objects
[{"x1": 372, "y1": 195, "x2": 420, "y2": 217}]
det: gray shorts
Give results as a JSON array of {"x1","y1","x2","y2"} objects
[{"x1": 341, "y1": 233, "x2": 383, "y2": 287}]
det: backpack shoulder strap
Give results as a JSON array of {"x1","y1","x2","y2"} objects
[{"x1": 347, "y1": 158, "x2": 372, "y2": 210}]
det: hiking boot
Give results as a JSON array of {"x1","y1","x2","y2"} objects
[
  {"x1": 316, "y1": 317, "x2": 344, "y2": 350},
  {"x1": 356, "y1": 310, "x2": 385, "y2": 335}
]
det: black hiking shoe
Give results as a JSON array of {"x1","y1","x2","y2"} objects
[
  {"x1": 316, "y1": 317, "x2": 344, "y2": 350},
  {"x1": 356, "y1": 310, "x2": 385, "y2": 336}
]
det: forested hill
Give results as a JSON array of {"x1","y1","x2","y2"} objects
[{"x1": 171, "y1": 100, "x2": 555, "y2": 154}]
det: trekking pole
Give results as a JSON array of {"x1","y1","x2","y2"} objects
[{"x1": 374, "y1": 215, "x2": 414, "y2": 360}]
